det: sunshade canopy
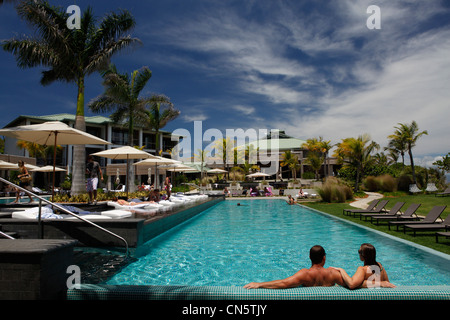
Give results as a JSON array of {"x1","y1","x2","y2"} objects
[
  {"x1": 0, "y1": 121, "x2": 109, "y2": 146},
  {"x1": 91, "y1": 146, "x2": 155, "y2": 160}
]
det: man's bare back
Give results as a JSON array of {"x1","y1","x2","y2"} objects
[
  {"x1": 297, "y1": 266, "x2": 344, "y2": 287},
  {"x1": 244, "y1": 265, "x2": 344, "y2": 289}
]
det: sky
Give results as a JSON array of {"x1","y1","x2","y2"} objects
[{"x1": 0, "y1": 0, "x2": 449, "y2": 167}]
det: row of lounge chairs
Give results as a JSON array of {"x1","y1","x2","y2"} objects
[{"x1": 343, "y1": 199, "x2": 449, "y2": 242}]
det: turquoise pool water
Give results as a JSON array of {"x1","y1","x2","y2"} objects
[
  {"x1": 107, "y1": 199, "x2": 450, "y2": 287},
  {"x1": 0, "y1": 196, "x2": 51, "y2": 204}
]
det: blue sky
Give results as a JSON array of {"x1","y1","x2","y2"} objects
[{"x1": 1, "y1": 0, "x2": 449, "y2": 166}]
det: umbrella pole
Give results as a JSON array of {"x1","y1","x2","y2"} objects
[
  {"x1": 52, "y1": 132, "x2": 58, "y2": 202},
  {"x1": 126, "y1": 155, "x2": 129, "y2": 200}
]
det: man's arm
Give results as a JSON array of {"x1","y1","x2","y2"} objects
[{"x1": 244, "y1": 269, "x2": 307, "y2": 289}]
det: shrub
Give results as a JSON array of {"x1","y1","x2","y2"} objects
[
  {"x1": 317, "y1": 177, "x2": 353, "y2": 203},
  {"x1": 364, "y1": 176, "x2": 379, "y2": 191},
  {"x1": 363, "y1": 174, "x2": 398, "y2": 192},
  {"x1": 397, "y1": 174, "x2": 414, "y2": 192},
  {"x1": 378, "y1": 174, "x2": 397, "y2": 192}
]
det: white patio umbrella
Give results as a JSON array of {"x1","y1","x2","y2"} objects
[
  {"x1": 31, "y1": 165, "x2": 66, "y2": 192},
  {"x1": 91, "y1": 146, "x2": 157, "y2": 197},
  {"x1": 0, "y1": 160, "x2": 19, "y2": 170},
  {"x1": 31, "y1": 165, "x2": 67, "y2": 172},
  {"x1": 134, "y1": 156, "x2": 180, "y2": 189},
  {"x1": 247, "y1": 172, "x2": 271, "y2": 181},
  {"x1": 0, "y1": 121, "x2": 110, "y2": 200},
  {"x1": 166, "y1": 164, "x2": 198, "y2": 173},
  {"x1": 208, "y1": 168, "x2": 228, "y2": 173}
]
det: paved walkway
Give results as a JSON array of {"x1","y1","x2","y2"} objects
[{"x1": 349, "y1": 192, "x2": 383, "y2": 209}]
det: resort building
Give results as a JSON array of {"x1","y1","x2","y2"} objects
[
  {"x1": 243, "y1": 130, "x2": 339, "y2": 181},
  {"x1": 1, "y1": 113, "x2": 179, "y2": 188}
]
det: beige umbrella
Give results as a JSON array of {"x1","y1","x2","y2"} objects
[
  {"x1": 0, "y1": 160, "x2": 19, "y2": 169},
  {"x1": 31, "y1": 165, "x2": 66, "y2": 192},
  {"x1": 134, "y1": 156, "x2": 180, "y2": 189},
  {"x1": 208, "y1": 168, "x2": 228, "y2": 173},
  {"x1": 0, "y1": 121, "x2": 110, "y2": 200},
  {"x1": 31, "y1": 165, "x2": 66, "y2": 172},
  {"x1": 91, "y1": 146, "x2": 157, "y2": 197},
  {"x1": 166, "y1": 164, "x2": 198, "y2": 172}
]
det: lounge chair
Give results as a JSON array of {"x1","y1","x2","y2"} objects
[
  {"x1": 425, "y1": 183, "x2": 438, "y2": 193},
  {"x1": 388, "y1": 205, "x2": 446, "y2": 231},
  {"x1": 343, "y1": 199, "x2": 379, "y2": 216},
  {"x1": 436, "y1": 187, "x2": 450, "y2": 197},
  {"x1": 371, "y1": 203, "x2": 421, "y2": 225},
  {"x1": 404, "y1": 214, "x2": 450, "y2": 236},
  {"x1": 435, "y1": 231, "x2": 450, "y2": 243},
  {"x1": 344, "y1": 200, "x2": 389, "y2": 218},
  {"x1": 360, "y1": 201, "x2": 405, "y2": 221},
  {"x1": 409, "y1": 184, "x2": 421, "y2": 194}
]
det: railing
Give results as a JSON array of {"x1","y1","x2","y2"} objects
[{"x1": 0, "y1": 177, "x2": 129, "y2": 257}]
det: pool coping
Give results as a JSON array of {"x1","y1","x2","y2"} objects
[{"x1": 67, "y1": 284, "x2": 450, "y2": 300}]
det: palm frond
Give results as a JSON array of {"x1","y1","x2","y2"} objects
[{"x1": 131, "y1": 66, "x2": 152, "y2": 98}]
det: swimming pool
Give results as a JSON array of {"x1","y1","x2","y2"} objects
[
  {"x1": 0, "y1": 195, "x2": 51, "y2": 204},
  {"x1": 106, "y1": 199, "x2": 450, "y2": 287}
]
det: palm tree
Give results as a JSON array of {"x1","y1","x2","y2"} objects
[
  {"x1": 280, "y1": 150, "x2": 300, "y2": 180},
  {"x1": 143, "y1": 97, "x2": 180, "y2": 155},
  {"x1": 2, "y1": 0, "x2": 140, "y2": 195},
  {"x1": 16, "y1": 140, "x2": 62, "y2": 165},
  {"x1": 89, "y1": 65, "x2": 155, "y2": 146},
  {"x1": 334, "y1": 134, "x2": 379, "y2": 192},
  {"x1": 388, "y1": 121, "x2": 428, "y2": 184},
  {"x1": 319, "y1": 138, "x2": 333, "y2": 177},
  {"x1": 89, "y1": 64, "x2": 177, "y2": 191},
  {"x1": 385, "y1": 136, "x2": 408, "y2": 165},
  {"x1": 302, "y1": 137, "x2": 328, "y2": 180}
]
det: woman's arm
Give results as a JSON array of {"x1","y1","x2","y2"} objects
[{"x1": 332, "y1": 267, "x2": 366, "y2": 289}]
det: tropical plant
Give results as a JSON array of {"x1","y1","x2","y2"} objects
[
  {"x1": 2, "y1": 0, "x2": 140, "y2": 195},
  {"x1": 280, "y1": 150, "x2": 300, "y2": 180},
  {"x1": 334, "y1": 134, "x2": 379, "y2": 191},
  {"x1": 388, "y1": 121, "x2": 428, "y2": 184},
  {"x1": 302, "y1": 137, "x2": 331, "y2": 180},
  {"x1": 317, "y1": 177, "x2": 353, "y2": 203},
  {"x1": 433, "y1": 152, "x2": 450, "y2": 173},
  {"x1": 16, "y1": 140, "x2": 62, "y2": 165},
  {"x1": 143, "y1": 95, "x2": 180, "y2": 155}
]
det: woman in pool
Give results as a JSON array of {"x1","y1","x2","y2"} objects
[{"x1": 332, "y1": 243, "x2": 396, "y2": 289}]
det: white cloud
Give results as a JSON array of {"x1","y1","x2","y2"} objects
[{"x1": 270, "y1": 29, "x2": 450, "y2": 159}]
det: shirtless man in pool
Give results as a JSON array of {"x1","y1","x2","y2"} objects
[{"x1": 244, "y1": 245, "x2": 345, "y2": 289}]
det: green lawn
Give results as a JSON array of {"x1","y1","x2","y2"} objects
[{"x1": 303, "y1": 193, "x2": 450, "y2": 255}]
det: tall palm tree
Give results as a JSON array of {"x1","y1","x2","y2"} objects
[
  {"x1": 302, "y1": 137, "x2": 333, "y2": 179},
  {"x1": 88, "y1": 65, "x2": 176, "y2": 191},
  {"x1": 334, "y1": 134, "x2": 379, "y2": 191},
  {"x1": 89, "y1": 65, "x2": 155, "y2": 146},
  {"x1": 2, "y1": 0, "x2": 140, "y2": 195},
  {"x1": 144, "y1": 97, "x2": 180, "y2": 155},
  {"x1": 388, "y1": 121, "x2": 428, "y2": 184},
  {"x1": 280, "y1": 150, "x2": 299, "y2": 180},
  {"x1": 319, "y1": 138, "x2": 333, "y2": 177}
]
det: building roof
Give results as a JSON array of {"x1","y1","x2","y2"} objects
[
  {"x1": 3, "y1": 113, "x2": 174, "y2": 135},
  {"x1": 4, "y1": 113, "x2": 110, "y2": 127},
  {"x1": 244, "y1": 131, "x2": 306, "y2": 151}
]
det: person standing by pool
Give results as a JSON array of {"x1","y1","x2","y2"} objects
[
  {"x1": 86, "y1": 155, "x2": 103, "y2": 205},
  {"x1": 244, "y1": 245, "x2": 345, "y2": 289},
  {"x1": 332, "y1": 243, "x2": 396, "y2": 289},
  {"x1": 13, "y1": 160, "x2": 34, "y2": 203}
]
